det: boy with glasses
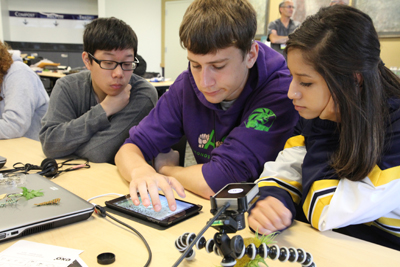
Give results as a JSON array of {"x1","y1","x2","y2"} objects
[
  {"x1": 40, "y1": 17, "x2": 158, "y2": 163},
  {"x1": 267, "y1": 0, "x2": 300, "y2": 55},
  {"x1": 115, "y1": 0, "x2": 298, "y2": 212}
]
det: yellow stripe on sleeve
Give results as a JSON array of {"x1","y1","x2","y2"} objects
[
  {"x1": 258, "y1": 178, "x2": 302, "y2": 204},
  {"x1": 284, "y1": 135, "x2": 305, "y2": 150},
  {"x1": 303, "y1": 179, "x2": 339, "y2": 228},
  {"x1": 377, "y1": 217, "x2": 400, "y2": 228},
  {"x1": 368, "y1": 165, "x2": 400, "y2": 187},
  {"x1": 309, "y1": 194, "x2": 334, "y2": 229}
]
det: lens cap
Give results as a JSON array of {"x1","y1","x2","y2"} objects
[{"x1": 97, "y1": 252, "x2": 115, "y2": 265}]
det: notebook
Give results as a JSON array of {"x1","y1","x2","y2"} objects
[{"x1": 0, "y1": 173, "x2": 94, "y2": 242}]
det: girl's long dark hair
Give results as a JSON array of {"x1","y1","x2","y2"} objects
[{"x1": 286, "y1": 5, "x2": 400, "y2": 181}]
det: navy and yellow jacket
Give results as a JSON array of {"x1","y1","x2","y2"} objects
[{"x1": 254, "y1": 99, "x2": 400, "y2": 250}]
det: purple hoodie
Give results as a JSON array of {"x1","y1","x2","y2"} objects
[{"x1": 124, "y1": 41, "x2": 298, "y2": 192}]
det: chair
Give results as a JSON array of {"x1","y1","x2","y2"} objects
[{"x1": 171, "y1": 136, "x2": 187, "y2": 167}]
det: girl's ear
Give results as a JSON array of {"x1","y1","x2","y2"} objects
[{"x1": 355, "y1": 72, "x2": 364, "y2": 87}]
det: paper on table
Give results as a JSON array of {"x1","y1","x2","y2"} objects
[
  {"x1": 69, "y1": 257, "x2": 88, "y2": 267},
  {"x1": 0, "y1": 240, "x2": 84, "y2": 267},
  {"x1": 75, "y1": 257, "x2": 88, "y2": 267}
]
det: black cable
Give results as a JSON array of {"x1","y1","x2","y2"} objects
[
  {"x1": 52, "y1": 158, "x2": 90, "y2": 178},
  {"x1": 57, "y1": 157, "x2": 89, "y2": 168},
  {"x1": 95, "y1": 205, "x2": 152, "y2": 267},
  {"x1": 172, "y1": 202, "x2": 230, "y2": 267},
  {"x1": 0, "y1": 162, "x2": 41, "y2": 174},
  {"x1": 0, "y1": 158, "x2": 90, "y2": 177}
]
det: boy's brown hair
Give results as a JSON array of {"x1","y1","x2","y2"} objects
[{"x1": 179, "y1": 0, "x2": 257, "y2": 57}]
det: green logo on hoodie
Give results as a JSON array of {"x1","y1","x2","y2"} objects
[
  {"x1": 245, "y1": 108, "x2": 276, "y2": 132},
  {"x1": 198, "y1": 130, "x2": 226, "y2": 150}
]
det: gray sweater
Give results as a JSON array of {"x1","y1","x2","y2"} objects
[
  {"x1": 0, "y1": 61, "x2": 49, "y2": 140},
  {"x1": 39, "y1": 71, "x2": 157, "y2": 163}
]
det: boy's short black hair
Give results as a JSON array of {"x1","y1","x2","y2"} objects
[{"x1": 83, "y1": 17, "x2": 138, "y2": 59}]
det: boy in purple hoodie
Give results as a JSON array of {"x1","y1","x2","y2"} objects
[{"x1": 115, "y1": 0, "x2": 298, "y2": 212}]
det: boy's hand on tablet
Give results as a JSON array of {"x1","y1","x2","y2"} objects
[{"x1": 129, "y1": 164, "x2": 186, "y2": 212}]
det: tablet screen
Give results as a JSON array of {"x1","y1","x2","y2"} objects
[{"x1": 113, "y1": 195, "x2": 194, "y2": 221}]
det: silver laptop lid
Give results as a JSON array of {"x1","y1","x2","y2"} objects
[{"x1": 0, "y1": 173, "x2": 94, "y2": 235}]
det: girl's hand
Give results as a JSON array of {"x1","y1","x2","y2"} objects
[{"x1": 248, "y1": 196, "x2": 292, "y2": 235}]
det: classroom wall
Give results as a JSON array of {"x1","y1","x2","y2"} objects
[
  {"x1": 162, "y1": 0, "x2": 184, "y2": 70},
  {"x1": 98, "y1": 0, "x2": 162, "y2": 74},
  {"x1": 268, "y1": 0, "x2": 400, "y2": 68},
  {"x1": 0, "y1": 0, "x2": 10, "y2": 41},
  {"x1": 380, "y1": 39, "x2": 400, "y2": 69},
  {"x1": 0, "y1": 0, "x2": 162, "y2": 73},
  {"x1": 3, "y1": 0, "x2": 97, "y2": 44}
]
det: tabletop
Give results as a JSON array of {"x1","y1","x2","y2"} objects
[
  {"x1": 1, "y1": 138, "x2": 399, "y2": 266},
  {"x1": 37, "y1": 71, "x2": 66, "y2": 79}
]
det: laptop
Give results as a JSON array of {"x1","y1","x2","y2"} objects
[{"x1": 0, "y1": 173, "x2": 94, "y2": 242}]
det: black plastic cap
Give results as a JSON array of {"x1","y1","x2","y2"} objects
[{"x1": 97, "y1": 252, "x2": 115, "y2": 265}]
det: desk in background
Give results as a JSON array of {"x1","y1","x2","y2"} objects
[
  {"x1": 37, "y1": 71, "x2": 173, "y2": 98},
  {"x1": 37, "y1": 71, "x2": 66, "y2": 95},
  {"x1": 148, "y1": 80, "x2": 174, "y2": 98},
  {"x1": 1, "y1": 138, "x2": 400, "y2": 266},
  {"x1": 37, "y1": 71, "x2": 66, "y2": 79}
]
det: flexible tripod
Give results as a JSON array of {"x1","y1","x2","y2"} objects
[{"x1": 174, "y1": 204, "x2": 315, "y2": 267}]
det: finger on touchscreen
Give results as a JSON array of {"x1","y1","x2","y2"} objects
[
  {"x1": 138, "y1": 184, "x2": 151, "y2": 207},
  {"x1": 158, "y1": 176, "x2": 178, "y2": 211},
  {"x1": 162, "y1": 187, "x2": 177, "y2": 211},
  {"x1": 129, "y1": 183, "x2": 140, "y2": 206},
  {"x1": 170, "y1": 179, "x2": 186, "y2": 198},
  {"x1": 148, "y1": 185, "x2": 162, "y2": 212}
]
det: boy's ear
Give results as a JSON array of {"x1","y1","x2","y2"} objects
[
  {"x1": 82, "y1": 52, "x2": 92, "y2": 70},
  {"x1": 246, "y1": 41, "x2": 259, "y2": 69}
]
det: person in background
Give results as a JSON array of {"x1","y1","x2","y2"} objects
[
  {"x1": 115, "y1": 0, "x2": 298, "y2": 213},
  {"x1": 248, "y1": 5, "x2": 400, "y2": 251},
  {"x1": 0, "y1": 41, "x2": 49, "y2": 141},
  {"x1": 133, "y1": 54, "x2": 147, "y2": 77},
  {"x1": 267, "y1": 0, "x2": 300, "y2": 55},
  {"x1": 40, "y1": 17, "x2": 158, "y2": 163}
]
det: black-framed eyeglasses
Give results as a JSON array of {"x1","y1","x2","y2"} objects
[
  {"x1": 283, "y1": 5, "x2": 295, "y2": 9},
  {"x1": 87, "y1": 52, "x2": 139, "y2": 71}
]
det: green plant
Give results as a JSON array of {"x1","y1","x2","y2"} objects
[{"x1": 19, "y1": 187, "x2": 44, "y2": 200}]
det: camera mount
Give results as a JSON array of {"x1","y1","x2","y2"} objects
[
  {"x1": 172, "y1": 183, "x2": 316, "y2": 267},
  {"x1": 175, "y1": 231, "x2": 315, "y2": 267}
]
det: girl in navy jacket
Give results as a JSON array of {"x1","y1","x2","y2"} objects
[{"x1": 249, "y1": 5, "x2": 400, "y2": 251}]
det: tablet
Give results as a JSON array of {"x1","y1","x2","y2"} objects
[{"x1": 105, "y1": 194, "x2": 202, "y2": 227}]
